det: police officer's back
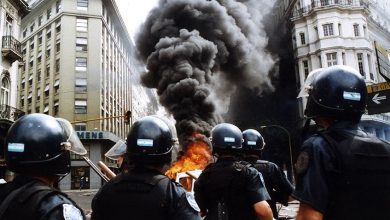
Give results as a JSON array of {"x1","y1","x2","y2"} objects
[
  {"x1": 91, "y1": 116, "x2": 201, "y2": 220},
  {"x1": 194, "y1": 123, "x2": 273, "y2": 220},
  {"x1": 242, "y1": 129, "x2": 294, "y2": 219},
  {"x1": 0, "y1": 114, "x2": 87, "y2": 220},
  {"x1": 293, "y1": 65, "x2": 390, "y2": 220}
]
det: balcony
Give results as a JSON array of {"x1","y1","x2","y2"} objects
[
  {"x1": 0, "y1": 104, "x2": 25, "y2": 123},
  {"x1": 2, "y1": 36, "x2": 22, "y2": 63},
  {"x1": 292, "y1": 0, "x2": 368, "y2": 20}
]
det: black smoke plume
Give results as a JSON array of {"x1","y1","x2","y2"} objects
[{"x1": 136, "y1": 0, "x2": 277, "y2": 148}]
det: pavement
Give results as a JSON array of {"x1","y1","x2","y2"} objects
[
  {"x1": 64, "y1": 189, "x2": 299, "y2": 220},
  {"x1": 63, "y1": 189, "x2": 97, "y2": 218}
]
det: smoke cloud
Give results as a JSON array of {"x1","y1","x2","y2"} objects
[{"x1": 136, "y1": 0, "x2": 277, "y2": 148}]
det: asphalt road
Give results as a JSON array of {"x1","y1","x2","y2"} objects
[{"x1": 63, "y1": 189, "x2": 97, "y2": 218}]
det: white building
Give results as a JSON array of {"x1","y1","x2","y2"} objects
[
  {"x1": 291, "y1": 0, "x2": 390, "y2": 140},
  {"x1": 0, "y1": 0, "x2": 29, "y2": 181}
]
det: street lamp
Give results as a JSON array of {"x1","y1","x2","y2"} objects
[{"x1": 260, "y1": 124, "x2": 295, "y2": 185}]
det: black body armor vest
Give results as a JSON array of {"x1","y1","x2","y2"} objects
[{"x1": 319, "y1": 130, "x2": 390, "y2": 220}]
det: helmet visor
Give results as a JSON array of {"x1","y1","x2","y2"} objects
[
  {"x1": 56, "y1": 118, "x2": 87, "y2": 155},
  {"x1": 105, "y1": 139, "x2": 126, "y2": 160},
  {"x1": 297, "y1": 68, "x2": 323, "y2": 98}
]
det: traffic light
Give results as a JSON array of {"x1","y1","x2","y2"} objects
[{"x1": 124, "y1": 110, "x2": 131, "y2": 124}]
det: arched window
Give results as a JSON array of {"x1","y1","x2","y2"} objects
[{"x1": 0, "y1": 76, "x2": 10, "y2": 105}]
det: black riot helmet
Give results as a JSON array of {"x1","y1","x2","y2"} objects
[
  {"x1": 127, "y1": 116, "x2": 174, "y2": 165},
  {"x1": 211, "y1": 123, "x2": 242, "y2": 154},
  {"x1": 5, "y1": 114, "x2": 87, "y2": 176},
  {"x1": 304, "y1": 65, "x2": 367, "y2": 121},
  {"x1": 242, "y1": 129, "x2": 265, "y2": 153}
]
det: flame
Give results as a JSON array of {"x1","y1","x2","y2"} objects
[{"x1": 166, "y1": 135, "x2": 212, "y2": 179}]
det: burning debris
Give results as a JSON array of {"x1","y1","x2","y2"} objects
[
  {"x1": 136, "y1": 0, "x2": 277, "y2": 149},
  {"x1": 166, "y1": 133, "x2": 212, "y2": 180}
]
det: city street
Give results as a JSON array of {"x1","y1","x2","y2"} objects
[{"x1": 64, "y1": 189, "x2": 299, "y2": 219}]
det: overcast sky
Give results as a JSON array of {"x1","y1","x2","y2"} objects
[{"x1": 115, "y1": 0, "x2": 159, "y2": 40}]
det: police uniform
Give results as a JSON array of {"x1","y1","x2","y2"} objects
[
  {"x1": 0, "y1": 175, "x2": 85, "y2": 220},
  {"x1": 194, "y1": 157, "x2": 271, "y2": 220},
  {"x1": 293, "y1": 121, "x2": 390, "y2": 220},
  {"x1": 91, "y1": 166, "x2": 200, "y2": 220},
  {"x1": 251, "y1": 160, "x2": 294, "y2": 218}
]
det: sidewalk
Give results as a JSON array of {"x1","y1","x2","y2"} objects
[{"x1": 278, "y1": 201, "x2": 299, "y2": 219}]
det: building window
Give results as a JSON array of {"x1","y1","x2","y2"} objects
[
  {"x1": 46, "y1": 65, "x2": 50, "y2": 77},
  {"x1": 299, "y1": 32, "x2": 305, "y2": 45},
  {"x1": 43, "y1": 105, "x2": 49, "y2": 114},
  {"x1": 54, "y1": 79, "x2": 60, "y2": 93},
  {"x1": 76, "y1": 37, "x2": 88, "y2": 51},
  {"x1": 357, "y1": 53, "x2": 364, "y2": 76},
  {"x1": 5, "y1": 14, "x2": 13, "y2": 36},
  {"x1": 363, "y1": 25, "x2": 367, "y2": 37},
  {"x1": 30, "y1": 22, "x2": 35, "y2": 32},
  {"x1": 75, "y1": 99, "x2": 87, "y2": 114},
  {"x1": 54, "y1": 101, "x2": 59, "y2": 116},
  {"x1": 27, "y1": 92, "x2": 32, "y2": 104},
  {"x1": 38, "y1": 15, "x2": 43, "y2": 26},
  {"x1": 367, "y1": 54, "x2": 374, "y2": 80},
  {"x1": 320, "y1": 0, "x2": 329, "y2": 6},
  {"x1": 302, "y1": 60, "x2": 309, "y2": 78},
  {"x1": 0, "y1": 77, "x2": 10, "y2": 105},
  {"x1": 75, "y1": 78, "x2": 87, "y2": 92},
  {"x1": 23, "y1": 29, "x2": 27, "y2": 38},
  {"x1": 56, "y1": 21, "x2": 61, "y2": 33},
  {"x1": 47, "y1": 30, "x2": 52, "y2": 39},
  {"x1": 47, "y1": 8, "x2": 52, "y2": 20},
  {"x1": 353, "y1": 24, "x2": 360, "y2": 37},
  {"x1": 77, "y1": 0, "x2": 88, "y2": 11},
  {"x1": 76, "y1": 57, "x2": 87, "y2": 71},
  {"x1": 37, "y1": 69, "x2": 41, "y2": 82},
  {"x1": 44, "y1": 84, "x2": 50, "y2": 96},
  {"x1": 76, "y1": 18, "x2": 88, "y2": 32},
  {"x1": 56, "y1": 41, "x2": 60, "y2": 52},
  {"x1": 30, "y1": 42, "x2": 34, "y2": 50},
  {"x1": 338, "y1": 23, "x2": 342, "y2": 36},
  {"x1": 326, "y1": 52, "x2": 337, "y2": 67},
  {"x1": 38, "y1": 33, "x2": 43, "y2": 44},
  {"x1": 342, "y1": 52, "x2": 346, "y2": 65},
  {"x1": 28, "y1": 75, "x2": 33, "y2": 86},
  {"x1": 37, "y1": 88, "x2": 41, "y2": 100},
  {"x1": 323, "y1": 23, "x2": 334, "y2": 36},
  {"x1": 56, "y1": 0, "x2": 62, "y2": 13},
  {"x1": 55, "y1": 59, "x2": 60, "y2": 73},
  {"x1": 46, "y1": 47, "x2": 51, "y2": 58},
  {"x1": 74, "y1": 123, "x2": 87, "y2": 131}
]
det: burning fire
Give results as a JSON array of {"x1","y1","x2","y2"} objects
[{"x1": 166, "y1": 133, "x2": 212, "y2": 179}]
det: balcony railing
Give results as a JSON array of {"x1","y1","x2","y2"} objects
[
  {"x1": 2, "y1": 35, "x2": 22, "y2": 63},
  {"x1": 0, "y1": 104, "x2": 25, "y2": 122},
  {"x1": 293, "y1": 0, "x2": 368, "y2": 19}
]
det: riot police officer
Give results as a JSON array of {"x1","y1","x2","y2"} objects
[
  {"x1": 105, "y1": 139, "x2": 127, "y2": 171},
  {"x1": 194, "y1": 123, "x2": 273, "y2": 220},
  {"x1": 0, "y1": 113, "x2": 87, "y2": 219},
  {"x1": 242, "y1": 129, "x2": 294, "y2": 219},
  {"x1": 293, "y1": 65, "x2": 390, "y2": 220},
  {"x1": 91, "y1": 116, "x2": 201, "y2": 220}
]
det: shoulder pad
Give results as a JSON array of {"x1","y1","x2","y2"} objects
[
  {"x1": 185, "y1": 192, "x2": 200, "y2": 212},
  {"x1": 62, "y1": 203, "x2": 84, "y2": 220},
  {"x1": 295, "y1": 151, "x2": 310, "y2": 175}
]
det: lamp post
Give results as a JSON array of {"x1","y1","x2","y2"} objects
[{"x1": 260, "y1": 124, "x2": 295, "y2": 185}]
